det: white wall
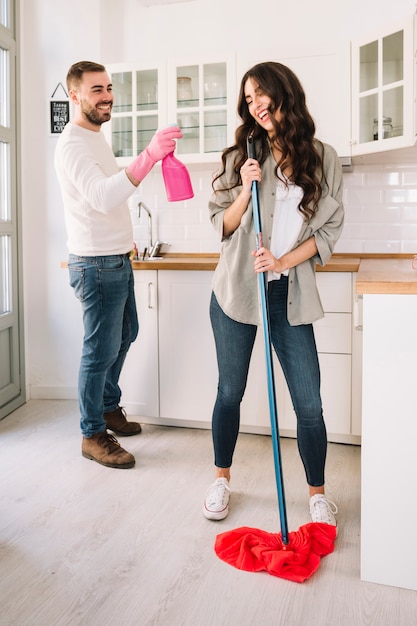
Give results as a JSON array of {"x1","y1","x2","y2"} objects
[{"x1": 20, "y1": 0, "x2": 417, "y2": 399}]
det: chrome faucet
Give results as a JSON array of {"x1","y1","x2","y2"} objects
[
  {"x1": 137, "y1": 201, "x2": 153, "y2": 253},
  {"x1": 148, "y1": 240, "x2": 170, "y2": 258},
  {"x1": 137, "y1": 201, "x2": 170, "y2": 258}
]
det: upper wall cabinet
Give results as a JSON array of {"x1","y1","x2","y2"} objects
[
  {"x1": 238, "y1": 42, "x2": 352, "y2": 158},
  {"x1": 104, "y1": 61, "x2": 167, "y2": 165},
  {"x1": 105, "y1": 54, "x2": 236, "y2": 165},
  {"x1": 351, "y1": 14, "x2": 417, "y2": 156},
  {"x1": 167, "y1": 54, "x2": 237, "y2": 163}
]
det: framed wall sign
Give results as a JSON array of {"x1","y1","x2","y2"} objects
[
  {"x1": 50, "y1": 100, "x2": 70, "y2": 134},
  {"x1": 50, "y1": 82, "x2": 70, "y2": 135}
]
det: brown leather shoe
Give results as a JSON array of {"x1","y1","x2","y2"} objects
[
  {"x1": 104, "y1": 406, "x2": 142, "y2": 436},
  {"x1": 82, "y1": 431, "x2": 135, "y2": 469}
]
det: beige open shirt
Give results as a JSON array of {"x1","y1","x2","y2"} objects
[{"x1": 208, "y1": 141, "x2": 344, "y2": 326}]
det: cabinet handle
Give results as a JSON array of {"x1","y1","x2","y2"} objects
[
  {"x1": 353, "y1": 294, "x2": 363, "y2": 330},
  {"x1": 148, "y1": 282, "x2": 154, "y2": 309}
]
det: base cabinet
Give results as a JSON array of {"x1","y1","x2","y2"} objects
[
  {"x1": 241, "y1": 273, "x2": 361, "y2": 444},
  {"x1": 118, "y1": 270, "x2": 159, "y2": 417},
  {"x1": 120, "y1": 269, "x2": 361, "y2": 443},
  {"x1": 361, "y1": 294, "x2": 417, "y2": 590},
  {"x1": 158, "y1": 271, "x2": 218, "y2": 424}
]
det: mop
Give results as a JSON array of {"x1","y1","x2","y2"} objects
[{"x1": 214, "y1": 134, "x2": 336, "y2": 582}]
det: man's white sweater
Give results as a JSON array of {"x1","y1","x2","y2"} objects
[{"x1": 55, "y1": 122, "x2": 135, "y2": 256}]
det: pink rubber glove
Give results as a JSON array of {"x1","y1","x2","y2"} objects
[{"x1": 126, "y1": 125, "x2": 183, "y2": 184}]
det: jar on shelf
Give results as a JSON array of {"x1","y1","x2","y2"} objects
[
  {"x1": 373, "y1": 116, "x2": 393, "y2": 140},
  {"x1": 177, "y1": 76, "x2": 192, "y2": 103}
]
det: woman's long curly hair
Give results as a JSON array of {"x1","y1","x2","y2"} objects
[{"x1": 213, "y1": 61, "x2": 325, "y2": 220}]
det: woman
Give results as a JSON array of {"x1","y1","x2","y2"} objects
[{"x1": 203, "y1": 62, "x2": 344, "y2": 525}]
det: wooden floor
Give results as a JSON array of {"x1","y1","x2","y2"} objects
[{"x1": 0, "y1": 400, "x2": 416, "y2": 626}]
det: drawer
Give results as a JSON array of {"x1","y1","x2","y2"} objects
[
  {"x1": 316, "y1": 272, "x2": 352, "y2": 312},
  {"x1": 314, "y1": 312, "x2": 352, "y2": 354}
]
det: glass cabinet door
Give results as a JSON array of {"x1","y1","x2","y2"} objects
[
  {"x1": 111, "y1": 71, "x2": 133, "y2": 158},
  {"x1": 108, "y1": 66, "x2": 161, "y2": 162},
  {"x1": 358, "y1": 31, "x2": 403, "y2": 144},
  {"x1": 169, "y1": 56, "x2": 235, "y2": 162},
  {"x1": 352, "y1": 16, "x2": 416, "y2": 155},
  {"x1": 107, "y1": 56, "x2": 235, "y2": 164},
  {"x1": 136, "y1": 69, "x2": 159, "y2": 156}
]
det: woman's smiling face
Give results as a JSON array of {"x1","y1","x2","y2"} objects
[{"x1": 244, "y1": 76, "x2": 282, "y2": 137}]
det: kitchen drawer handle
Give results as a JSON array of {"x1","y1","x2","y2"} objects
[
  {"x1": 353, "y1": 295, "x2": 363, "y2": 330},
  {"x1": 148, "y1": 282, "x2": 154, "y2": 309}
]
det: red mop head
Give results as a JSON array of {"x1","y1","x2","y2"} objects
[{"x1": 215, "y1": 522, "x2": 337, "y2": 583}]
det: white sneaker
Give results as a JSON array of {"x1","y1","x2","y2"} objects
[
  {"x1": 309, "y1": 494, "x2": 338, "y2": 526},
  {"x1": 203, "y1": 477, "x2": 231, "y2": 521}
]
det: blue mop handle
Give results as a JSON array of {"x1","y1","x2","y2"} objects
[{"x1": 247, "y1": 134, "x2": 289, "y2": 544}]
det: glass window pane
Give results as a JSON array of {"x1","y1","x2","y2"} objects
[
  {"x1": 0, "y1": 47, "x2": 10, "y2": 127},
  {"x1": 177, "y1": 112, "x2": 199, "y2": 155},
  {"x1": 0, "y1": 234, "x2": 11, "y2": 314},
  {"x1": 137, "y1": 69, "x2": 158, "y2": 111},
  {"x1": 112, "y1": 72, "x2": 132, "y2": 113},
  {"x1": 0, "y1": 141, "x2": 10, "y2": 221},
  {"x1": 203, "y1": 63, "x2": 227, "y2": 106},
  {"x1": 176, "y1": 65, "x2": 198, "y2": 106},
  {"x1": 112, "y1": 117, "x2": 132, "y2": 158},
  {"x1": 0, "y1": 0, "x2": 10, "y2": 29},
  {"x1": 137, "y1": 115, "x2": 158, "y2": 154},
  {"x1": 359, "y1": 93, "x2": 377, "y2": 143},
  {"x1": 204, "y1": 110, "x2": 226, "y2": 153},
  {"x1": 360, "y1": 41, "x2": 378, "y2": 92},
  {"x1": 383, "y1": 31, "x2": 403, "y2": 86},
  {"x1": 0, "y1": 327, "x2": 12, "y2": 388},
  {"x1": 383, "y1": 86, "x2": 403, "y2": 137}
]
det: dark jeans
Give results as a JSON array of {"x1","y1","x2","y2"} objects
[
  {"x1": 68, "y1": 253, "x2": 139, "y2": 437},
  {"x1": 209, "y1": 276, "x2": 327, "y2": 487}
]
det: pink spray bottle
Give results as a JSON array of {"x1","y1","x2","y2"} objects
[{"x1": 161, "y1": 126, "x2": 194, "y2": 202}]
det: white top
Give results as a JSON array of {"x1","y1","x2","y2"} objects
[
  {"x1": 269, "y1": 174, "x2": 304, "y2": 281},
  {"x1": 54, "y1": 122, "x2": 135, "y2": 256}
]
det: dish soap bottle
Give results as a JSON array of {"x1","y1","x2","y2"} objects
[{"x1": 162, "y1": 152, "x2": 194, "y2": 202}]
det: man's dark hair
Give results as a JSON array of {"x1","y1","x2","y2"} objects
[{"x1": 66, "y1": 61, "x2": 106, "y2": 92}]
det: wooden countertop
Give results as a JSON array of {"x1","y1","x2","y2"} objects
[
  {"x1": 62, "y1": 253, "x2": 417, "y2": 294},
  {"x1": 130, "y1": 253, "x2": 361, "y2": 272},
  {"x1": 131, "y1": 253, "x2": 219, "y2": 271},
  {"x1": 356, "y1": 258, "x2": 417, "y2": 295}
]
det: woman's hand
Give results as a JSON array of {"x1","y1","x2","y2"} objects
[
  {"x1": 240, "y1": 158, "x2": 262, "y2": 193},
  {"x1": 252, "y1": 237, "x2": 318, "y2": 275},
  {"x1": 252, "y1": 246, "x2": 284, "y2": 274},
  {"x1": 223, "y1": 158, "x2": 262, "y2": 237}
]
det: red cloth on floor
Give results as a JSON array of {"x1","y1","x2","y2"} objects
[{"x1": 214, "y1": 522, "x2": 337, "y2": 583}]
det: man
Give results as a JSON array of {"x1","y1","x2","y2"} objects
[{"x1": 55, "y1": 61, "x2": 182, "y2": 469}]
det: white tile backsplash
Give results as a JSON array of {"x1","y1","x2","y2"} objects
[
  {"x1": 336, "y1": 162, "x2": 417, "y2": 254},
  {"x1": 129, "y1": 160, "x2": 417, "y2": 255}
]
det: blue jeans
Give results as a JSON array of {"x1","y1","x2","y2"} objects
[
  {"x1": 68, "y1": 254, "x2": 139, "y2": 437},
  {"x1": 210, "y1": 276, "x2": 327, "y2": 487}
]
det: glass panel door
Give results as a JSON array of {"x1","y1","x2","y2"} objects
[
  {"x1": 174, "y1": 61, "x2": 229, "y2": 157},
  {"x1": 357, "y1": 28, "x2": 405, "y2": 145},
  {"x1": 0, "y1": 0, "x2": 25, "y2": 419},
  {"x1": 108, "y1": 66, "x2": 160, "y2": 162}
]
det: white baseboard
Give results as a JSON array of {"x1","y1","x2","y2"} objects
[{"x1": 28, "y1": 386, "x2": 78, "y2": 400}]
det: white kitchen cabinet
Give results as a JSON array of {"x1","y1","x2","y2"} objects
[
  {"x1": 120, "y1": 269, "x2": 361, "y2": 444},
  {"x1": 361, "y1": 293, "x2": 417, "y2": 590},
  {"x1": 278, "y1": 272, "x2": 361, "y2": 443},
  {"x1": 238, "y1": 42, "x2": 351, "y2": 158},
  {"x1": 104, "y1": 62, "x2": 167, "y2": 164},
  {"x1": 158, "y1": 270, "x2": 218, "y2": 423},
  {"x1": 241, "y1": 273, "x2": 361, "y2": 444},
  {"x1": 118, "y1": 269, "x2": 159, "y2": 417},
  {"x1": 167, "y1": 54, "x2": 237, "y2": 163},
  {"x1": 351, "y1": 13, "x2": 417, "y2": 156},
  {"x1": 105, "y1": 54, "x2": 236, "y2": 166}
]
